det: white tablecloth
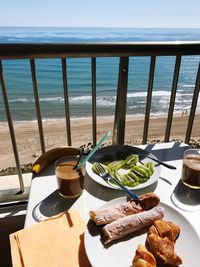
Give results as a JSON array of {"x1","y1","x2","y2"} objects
[{"x1": 25, "y1": 142, "x2": 200, "y2": 239}]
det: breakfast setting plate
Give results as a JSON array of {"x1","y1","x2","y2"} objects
[
  {"x1": 84, "y1": 197, "x2": 200, "y2": 267},
  {"x1": 86, "y1": 145, "x2": 161, "y2": 190}
]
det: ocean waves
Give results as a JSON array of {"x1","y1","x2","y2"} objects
[
  {"x1": 3, "y1": 89, "x2": 199, "y2": 121},
  {"x1": 0, "y1": 27, "x2": 200, "y2": 121},
  {"x1": 7, "y1": 89, "x2": 192, "y2": 104}
]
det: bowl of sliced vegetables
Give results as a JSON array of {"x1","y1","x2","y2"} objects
[{"x1": 85, "y1": 145, "x2": 161, "y2": 190}]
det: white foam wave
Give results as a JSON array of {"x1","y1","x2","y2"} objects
[
  {"x1": 8, "y1": 91, "x2": 199, "y2": 112},
  {"x1": 97, "y1": 98, "x2": 116, "y2": 107},
  {"x1": 9, "y1": 97, "x2": 64, "y2": 103},
  {"x1": 182, "y1": 84, "x2": 195, "y2": 88},
  {"x1": 70, "y1": 95, "x2": 92, "y2": 102},
  {"x1": 9, "y1": 98, "x2": 29, "y2": 103},
  {"x1": 40, "y1": 97, "x2": 64, "y2": 102},
  {"x1": 127, "y1": 90, "x2": 182, "y2": 98}
]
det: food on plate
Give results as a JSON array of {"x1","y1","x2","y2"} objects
[
  {"x1": 89, "y1": 193, "x2": 160, "y2": 225},
  {"x1": 147, "y1": 220, "x2": 182, "y2": 266},
  {"x1": 132, "y1": 244, "x2": 156, "y2": 267},
  {"x1": 149, "y1": 219, "x2": 180, "y2": 242},
  {"x1": 132, "y1": 219, "x2": 182, "y2": 266},
  {"x1": 90, "y1": 200, "x2": 142, "y2": 225},
  {"x1": 92, "y1": 154, "x2": 155, "y2": 188},
  {"x1": 32, "y1": 146, "x2": 79, "y2": 174},
  {"x1": 102, "y1": 206, "x2": 164, "y2": 244},
  {"x1": 139, "y1": 193, "x2": 160, "y2": 211},
  {"x1": 147, "y1": 232, "x2": 182, "y2": 266}
]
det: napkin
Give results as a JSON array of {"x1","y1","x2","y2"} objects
[{"x1": 10, "y1": 209, "x2": 91, "y2": 267}]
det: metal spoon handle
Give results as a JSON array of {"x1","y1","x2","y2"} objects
[{"x1": 109, "y1": 177, "x2": 141, "y2": 202}]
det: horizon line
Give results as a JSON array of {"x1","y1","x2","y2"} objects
[{"x1": 0, "y1": 26, "x2": 200, "y2": 29}]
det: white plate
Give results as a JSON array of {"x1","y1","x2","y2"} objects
[
  {"x1": 86, "y1": 145, "x2": 161, "y2": 190},
  {"x1": 84, "y1": 197, "x2": 200, "y2": 267}
]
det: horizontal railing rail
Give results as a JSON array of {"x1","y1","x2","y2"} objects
[
  {"x1": 0, "y1": 42, "x2": 200, "y2": 203},
  {"x1": 0, "y1": 42, "x2": 200, "y2": 59}
]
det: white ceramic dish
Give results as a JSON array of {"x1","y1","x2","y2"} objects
[
  {"x1": 86, "y1": 145, "x2": 161, "y2": 190},
  {"x1": 84, "y1": 197, "x2": 200, "y2": 267}
]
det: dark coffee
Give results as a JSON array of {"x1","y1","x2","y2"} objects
[
  {"x1": 56, "y1": 161, "x2": 84, "y2": 198},
  {"x1": 182, "y1": 154, "x2": 200, "y2": 189}
]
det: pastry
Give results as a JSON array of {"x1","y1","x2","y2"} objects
[
  {"x1": 89, "y1": 192, "x2": 160, "y2": 225},
  {"x1": 147, "y1": 227, "x2": 182, "y2": 266},
  {"x1": 102, "y1": 206, "x2": 164, "y2": 244},
  {"x1": 89, "y1": 200, "x2": 142, "y2": 225},
  {"x1": 149, "y1": 219, "x2": 180, "y2": 241},
  {"x1": 132, "y1": 244, "x2": 156, "y2": 267}
]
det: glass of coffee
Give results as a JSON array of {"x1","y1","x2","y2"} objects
[
  {"x1": 181, "y1": 148, "x2": 200, "y2": 189},
  {"x1": 55, "y1": 156, "x2": 85, "y2": 198},
  {"x1": 171, "y1": 148, "x2": 200, "y2": 211}
]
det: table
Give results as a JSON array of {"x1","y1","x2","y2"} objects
[{"x1": 24, "y1": 142, "x2": 200, "y2": 239}]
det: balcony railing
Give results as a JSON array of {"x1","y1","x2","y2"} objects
[{"x1": 0, "y1": 42, "x2": 200, "y2": 203}]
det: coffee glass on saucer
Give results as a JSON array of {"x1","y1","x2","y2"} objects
[
  {"x1": 171, "y1": 148, "x2": 200, "y2": 211},
  {"x1": 55, "y1": 156, "x2": 85, "y2": 198}
]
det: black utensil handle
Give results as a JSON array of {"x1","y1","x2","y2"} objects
[
  {"x1": 147, "y1": 155, "x2": 176, "y2": 169},
  {"x1": 73, "y1": 147, "x2": 84, "y2": 170}
]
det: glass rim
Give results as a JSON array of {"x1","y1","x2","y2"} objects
[{"x1": 55, "y1": 155, "x2": 79, "y2": 167}]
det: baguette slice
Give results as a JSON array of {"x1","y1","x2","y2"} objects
[
  {"x1": 102, "y1": 206, "x2": 164, "y2": 244},
  {"x1": 90, "y1": 201, "x2": 142, "y2": 225},
  {"x1": 90, "y1": 193, "x2": 160, "y2": 225}
]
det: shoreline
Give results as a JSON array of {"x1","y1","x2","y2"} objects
[
  {"x1": 0, "y1": 112, "x2": 200, "y2": 171},
  {"x1": 0, "y1": 110, "x2": 194, "y2": 125}
]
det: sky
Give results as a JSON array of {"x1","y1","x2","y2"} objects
[{"x1": 0, "y1": 0, "x2": 200, "y2": 28}]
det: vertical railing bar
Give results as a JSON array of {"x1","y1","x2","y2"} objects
[
  {"x1": 0, "y1": 60, "x2": 25, "y2": 192},
  {"x1": 143, "y1": 56, "x2": 156, "y2": 144},
  {"x1": 165, "y1": 56, "x2": 181, "y2": 142},
  {"x1": 113, "y1": 57, "x2": 129, "y2": 145},
  {"x1": 61, "y1": 58, "x2": 72, "y2": 146},
  {"x1": 30, "y1": 59, "x2": 45, "y2": 154},
  {"x1": 185, "y1": 62, "x2": 200, "y2": 144},
  {"x1": 91, "y1": 57, "x2": 97, "y2": 146}
]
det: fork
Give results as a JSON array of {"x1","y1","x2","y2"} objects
[{"x1": 93, "y1": 163, "x2": 141, "y2": 202}]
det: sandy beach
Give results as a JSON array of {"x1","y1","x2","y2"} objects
[{"x1": 0, "y1": 113, "x2": 200, "y2": 171}]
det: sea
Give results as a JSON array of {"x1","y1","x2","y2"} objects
[{"x1": 0, "y1": 27, "x2": 200, "y2": 122}]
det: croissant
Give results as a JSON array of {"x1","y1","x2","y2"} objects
[
  {"x1": 147, "y1": 232, "x2": 182, "y2": 266},
  {"x1": 132, "y1": 244, "x2": 156, "y2": 267},
  {"x1": 149, "y1": 219, "x2": 180, "y2": 241}
]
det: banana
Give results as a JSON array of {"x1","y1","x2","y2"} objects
[{"x1": 32, "y1": 146, "x2": 80, "y2": 174}]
